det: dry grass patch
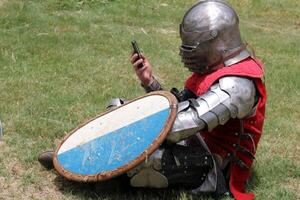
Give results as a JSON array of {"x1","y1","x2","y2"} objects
[
  {"x1": 284, "y1": 178, "x2": 300, "y2": 199},
  {"x1": 0, "y1": 0, "x2": 7, "y2": 7}
]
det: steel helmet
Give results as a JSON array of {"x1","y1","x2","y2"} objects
[{"x1": 179, "y1": 0, "x2": 251, "y2": 74}]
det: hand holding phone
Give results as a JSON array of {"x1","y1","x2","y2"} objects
[
  {"x1": 131, "y1": 40, "x2": 144, "y2": 69},
  {"x1": 130, "y1": 41, "x2": 153, "y2": 85}
]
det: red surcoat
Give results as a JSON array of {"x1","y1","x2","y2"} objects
[{"x1": 185, "y1": 58, "x2": 267, "y2": 200}]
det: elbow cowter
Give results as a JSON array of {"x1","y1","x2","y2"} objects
[{"x1": 167, "y1": 76, "x2": 256, "y2": 143}]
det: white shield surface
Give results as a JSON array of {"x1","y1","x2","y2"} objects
[{"x1": 54, "y1": 91, "x2": 177, "y2": 182}]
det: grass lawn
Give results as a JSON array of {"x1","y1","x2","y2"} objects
[{"x1": 0, "y1": 0, "x2": 299, "y2": 199}]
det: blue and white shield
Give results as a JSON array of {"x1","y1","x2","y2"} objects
[{"x1": 53, "y1": 91, "x2": 177, "y2": 182}]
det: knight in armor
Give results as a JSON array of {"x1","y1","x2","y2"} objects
[
  {"x1": 38, "y1": 1, "x2": 266, "y2": 199},
  {"x1": 128, "y1": 1, "x2": 267, "y2": 199}
]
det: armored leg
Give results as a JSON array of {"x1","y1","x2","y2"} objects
[{"x1": 128, "y1": 144, "x2": 214, "y2": 189}]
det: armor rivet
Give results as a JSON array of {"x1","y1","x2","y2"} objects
[
  {"x1": 227, "y1": 153, "x2": 231, "y2": 157},
  {"x1": 185, "y1": 156, "x2": 187, "y2": 159},
  {"x1": 205, "y1": 157, "x2": 207, "y2": 160},
  {"x1": 184, "y1": 170, "x2": 187, "y2": 174},
  {"x1": 210, "y1": 30, "x2": 218, "y2": 38},
  {"x1": 235, "y1": 132, "x2": 239, "y2": 136},
  {"x1": 233, "y1": 144, "x2": 236, "y2": 147}
]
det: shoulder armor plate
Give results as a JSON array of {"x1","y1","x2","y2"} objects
[{"x1": 219, "y1": 76, "x2": 255, "y2": 118}]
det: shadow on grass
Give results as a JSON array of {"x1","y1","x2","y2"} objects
[
  {"x1": 52, "y1": 174, "x2": 215, "y2": 200},
  {"x1": 51, "y1": 167, "x2": 263, "y2": 199},
  {"x1": 247, "y1": 168, "x2": 261, "y2": 191}
]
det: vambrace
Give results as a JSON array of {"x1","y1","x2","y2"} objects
[
  {"x1": 141, "y1": 76, "x2": 163, "y2": 93},
  {"x1": 167, "y1": 76, "x2": 256, "y2": 143}
]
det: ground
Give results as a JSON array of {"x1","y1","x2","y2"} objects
[{"x1": 0, "y1": 0, "x2": 299, "y2": 199}]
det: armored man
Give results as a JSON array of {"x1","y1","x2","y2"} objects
[
  {"x1": 128, "y1": 1, "x2": 267, "y2": 199},
  {"x1": 39, "y1": 1, "x2": 267, "y2": 199}
]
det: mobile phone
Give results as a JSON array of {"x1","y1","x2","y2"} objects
[{"x1": 131, "y1": 40, "x2": 144, "y2": 68}]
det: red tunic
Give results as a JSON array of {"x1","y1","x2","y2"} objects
[{"x1": 185, "y1": 58, "x2": 267, "y2": 200}]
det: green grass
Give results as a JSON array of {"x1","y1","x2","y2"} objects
[{"x1": 0, "y1": 0, "x2": 299, "y2": 199}]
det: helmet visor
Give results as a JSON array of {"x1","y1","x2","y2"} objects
[
  {"x1": 179, "y1": 24, "x2": 218, "y2": 47},
  {"x1": 179, "y1": 24, "x2": 220, "y2": 74}
]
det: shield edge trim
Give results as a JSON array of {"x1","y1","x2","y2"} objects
[{"x1": 53, "y1": 91, "x2": 178, "y2": 182}]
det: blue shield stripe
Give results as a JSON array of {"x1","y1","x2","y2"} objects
[{"x1": 57, "y1": 108, "x2": 169, "y2": 175}]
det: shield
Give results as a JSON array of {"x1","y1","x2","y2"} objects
[{"x1": 53, "y1": 91, "x2": 177, "y2": 182}]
